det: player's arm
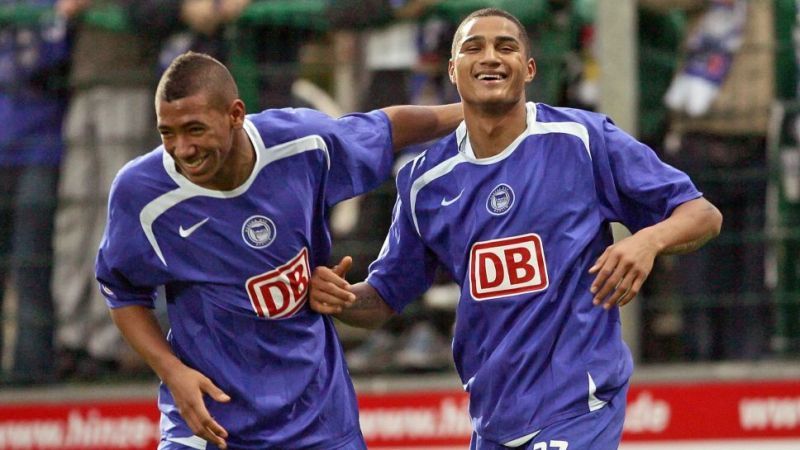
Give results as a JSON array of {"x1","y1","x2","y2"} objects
[
  {"x1": 588, "y1": 196, "x2": 722, "y2": 309},
  {"x1": 110, "y1": 305, "x2": 231, "y2": 449},
  {"x1": 381, "y1": 103, "x2": 463, "y2": 150},
  {"x1": 310, "y1": 256, "x2": 396, "y2": 328}
]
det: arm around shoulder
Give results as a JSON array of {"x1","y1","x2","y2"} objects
[{"x1": 381, "y1": 103, "x2": 463, "y2": 150}]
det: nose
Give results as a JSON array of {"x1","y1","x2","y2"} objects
[
  {"x1": 479, "y1": 46, "x2": 501, "y2": 65},
  {"x1": 172, "y1": 135, "x2": 197, "y2": 159}
]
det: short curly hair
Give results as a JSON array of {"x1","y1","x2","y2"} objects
[
  {"x1": 451, "y1": 8, "x2": 531, "y2": 59},
  {"x1": 155, "y1": 51, "x2": 239, "y2": 111}
]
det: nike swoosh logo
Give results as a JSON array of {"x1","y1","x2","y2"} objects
[
  {"x1": 179, "y1": 217, "x2": 210, "y2": 238},
  {"x1": 441, "y1": 189, "x2": 464, "y2": 207}
]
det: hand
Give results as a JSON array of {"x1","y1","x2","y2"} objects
[
  {"x1": 310, "y1": 256, "x2": 356, "y2": 315},
  {"x1": 163, "y1": 364, "x2": 231, "y2": 449},
  {"x1": 588, "y1": 233, "x2": 659, "y2": 309}
]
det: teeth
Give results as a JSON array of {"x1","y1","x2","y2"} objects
[
  {"x1": 477, "y1": 74, "x2": 503, "y2": 80},
  {"x1": 183, "y1": 155, "x2": 206, "y2": 168}
]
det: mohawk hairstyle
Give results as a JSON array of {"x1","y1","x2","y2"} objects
[
  {"x1": 451, "y1": 8, "x2": 531, "y2": 59},
  {"x1": 155, "y1": 51, "x2": 239, "y2": 110}
]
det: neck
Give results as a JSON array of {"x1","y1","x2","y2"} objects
[
  {"x1": 219, "y1": 127, "x2": 255, "y2": 190},
  {"x1": 463, "y1": 100, "x2": 528, "y2": 158}
]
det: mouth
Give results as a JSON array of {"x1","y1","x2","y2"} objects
[
  {"x1": 475, "y1": 72, "x2": 507, "y2": 83},
  {"x1": 179, "y1": 153, "x2": 210, "y2": 173}
]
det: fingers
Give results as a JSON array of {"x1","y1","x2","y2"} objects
[
  {"x1": 202, "y1": 379, "x2": 231, "y2": 404},
  {"x1": 333, "y1": 256, "x2": 353, "y2": 278},
  {"x1": 590, "y1": 253, "x2": 636, "y2": 310},
  {"x1": 619, "y1": 277, "x2": 645, "y2": 308},
  {"x1": 310, "y1": 264, "x2": 355, "y2": 315},
  {"x1": 194, "y1": 380, "x2": 230, "y2": 448},
  {"x1": 310, "y1": 290, "x2": 353, "y2": 314},
  {"x1": 311, "y1": 267, "x2": 355, "y2": 305},
  {"x1": 181, "y1": 401, "x2": 229, "y2": 449}
]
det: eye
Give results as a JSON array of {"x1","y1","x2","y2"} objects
[
  {"x1": 158, "y1": 130, "x2": 173, "y2": 139},
  {"x1": 188, "y1": 126, "x2": 205, "y2": 136}
]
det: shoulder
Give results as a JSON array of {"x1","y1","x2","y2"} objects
[
  {"x1": 532, "y1": 103, "x2": 627, "y2": 154},
  {"x1": 534, "y1": 103, "x2": 609, "y2": 130},
  {"x1": 394, "y1": 133, "x2": 459, "y2": 193},
  {"x1": 247, "y1": 107, "x2": 389, "y2": 148},
  {"x1": 111, "y1": 146, "x2": 175, "y2": 211}
]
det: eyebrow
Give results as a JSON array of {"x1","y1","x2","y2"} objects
[
  {"x1": 158, "y1": 120, "x2": 206, "y2": 131},
  {"x1": 460, "y1": 34, "x2": 521, "y2": 49}
]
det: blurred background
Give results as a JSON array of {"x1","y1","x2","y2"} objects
[{"x1": 0, "y1": 0, "x2": 799, "y2": 448}]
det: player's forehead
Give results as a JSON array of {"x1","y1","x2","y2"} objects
[
  {"x1": 156, "y1": 92, "x2": 217, "y2": 127},
  {"x1": 457, "y1": 15, "x2": 524, "y2": 47}
]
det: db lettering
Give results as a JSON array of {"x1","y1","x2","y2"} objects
[
  {"x1": 246, "y1": 247, "x2": 310, "y2": 319},
  {"x1": 469, "y1": 234, "x2": 548, "y2": 300}
]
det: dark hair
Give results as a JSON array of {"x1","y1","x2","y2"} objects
[
  {"x1": 155, "y1": 51, "x2": 239, "y2": 110},
  {"x1": 451, "y1": 8, "x2": 531, "y2": 59}
]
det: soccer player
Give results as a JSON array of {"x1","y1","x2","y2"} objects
[
  {"x1": 95, "y1": 52, "x2": 462, "y2": 450},
  {"x1": 309, "y1": 8, "x2": 723, "y2": 450}
]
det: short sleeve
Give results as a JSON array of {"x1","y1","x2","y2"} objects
[
  {"x1": 323, "y1": 110, "x2": 394, "y2": 206},
  {"x1": 95, "y1": 176, "x2": 159, "y2": 309},
  {"x1": 592, "y1": 117, "x2": 702, "y2": 232},
  {"x1": 366, "y1": 192, "x2": 438, "y2": 312}
]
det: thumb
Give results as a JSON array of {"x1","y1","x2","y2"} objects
[
  {"x1": 202, "y1": 379, "x2": 231, "y2": 403},
  {"x1": 333, "y1": 256, "x2": 353, "y2": 279}
]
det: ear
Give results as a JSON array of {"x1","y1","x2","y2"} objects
[
  {"x1": 448, "y1": 59, "x2": 456, "y2": 85},
  {"x1": 525, "y1": 57, "x2": 536, "y2": 83},
  {"x1": 229, "y1": 99, "x2": 246, "y2": 129}
]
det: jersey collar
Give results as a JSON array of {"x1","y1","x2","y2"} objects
[
  {"x1": 456, "y1": 102, "x2": 536, "y2": 165},
  {"x1": 161, "y1": 118, "x2": 264, "y2": 198}
]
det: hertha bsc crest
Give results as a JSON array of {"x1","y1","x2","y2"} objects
[
  {"x1": 242, "y1": 215, "x2": 277, "y2": 249},
  {"x1": 487, "y1": 183, "x2": 515, "y2": 215}
]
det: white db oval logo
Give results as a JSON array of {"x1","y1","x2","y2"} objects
[{"x1": 469, "y1": 234, "x2": 548, "y2": 300}]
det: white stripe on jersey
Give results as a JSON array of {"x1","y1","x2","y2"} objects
[
  {"x1": 588, "y1": 372, "x2": 608, "y2": 411},
  {"x1": 409, "y1": 153, "x2": 468, "y2": 235},
  {"x1": 408, "y1": 103, "x2": 591, "y2": 237},
  {"x1": 140, "y1": 119, "x2": 330, "y2": 266}
]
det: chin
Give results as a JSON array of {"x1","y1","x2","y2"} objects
[{"x1": 474, "y1": 99, "x2": 518, "y2": 115}]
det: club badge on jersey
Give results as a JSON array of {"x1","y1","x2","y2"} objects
[
  {"x1": 242, "y1": 215, "x2": 277, "y2": 248},
  {"x1": 469, "y1": 234, "x2": 548, "y2": 301},
  {"x1": 487, "y1": 183, "x2": 515, "y2": 215}
]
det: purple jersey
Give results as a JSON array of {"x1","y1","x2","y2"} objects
[
  {"x1": 367, "y1": 103, "x2": 701, "y2": 445},
  {"x1": 96, "y1": 108, "x2": 393, "y2": 449}
]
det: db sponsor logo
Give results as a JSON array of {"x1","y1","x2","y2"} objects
[
  {"x1": 469, "y1": 234, "x2": 548, "y2": 300},
  {"x1": 246, "y1": 247, "x2": 310, "y2": 319}
]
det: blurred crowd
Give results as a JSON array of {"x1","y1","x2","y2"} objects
[{"x1": 0, "y1": 0, "x2": 798, "y2": 386}]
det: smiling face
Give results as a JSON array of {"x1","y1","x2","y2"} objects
[
  {"x1": 449, "y1": 15, "x2": 535, "y2": 113},
  {"x1": 156, "y1": 91, "x2": 245, "y2": 190}
]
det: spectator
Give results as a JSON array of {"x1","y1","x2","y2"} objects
[
  {"x1": 641, "y1": 0, "x2": 775, "y2": 361},
  {"x1": 52, "y1": 0, "x2": 163, "y2": 379},
  {"x1": 0, "y1": 0, "x2": 69, "y2": 385}
]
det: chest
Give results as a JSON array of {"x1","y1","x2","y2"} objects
[
  {"x1": 152, "y1": 163, "x2": 324, "y2": 280},
  {"x1": 418, "y1": 148, "x2": 594, "y2": 248}
]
